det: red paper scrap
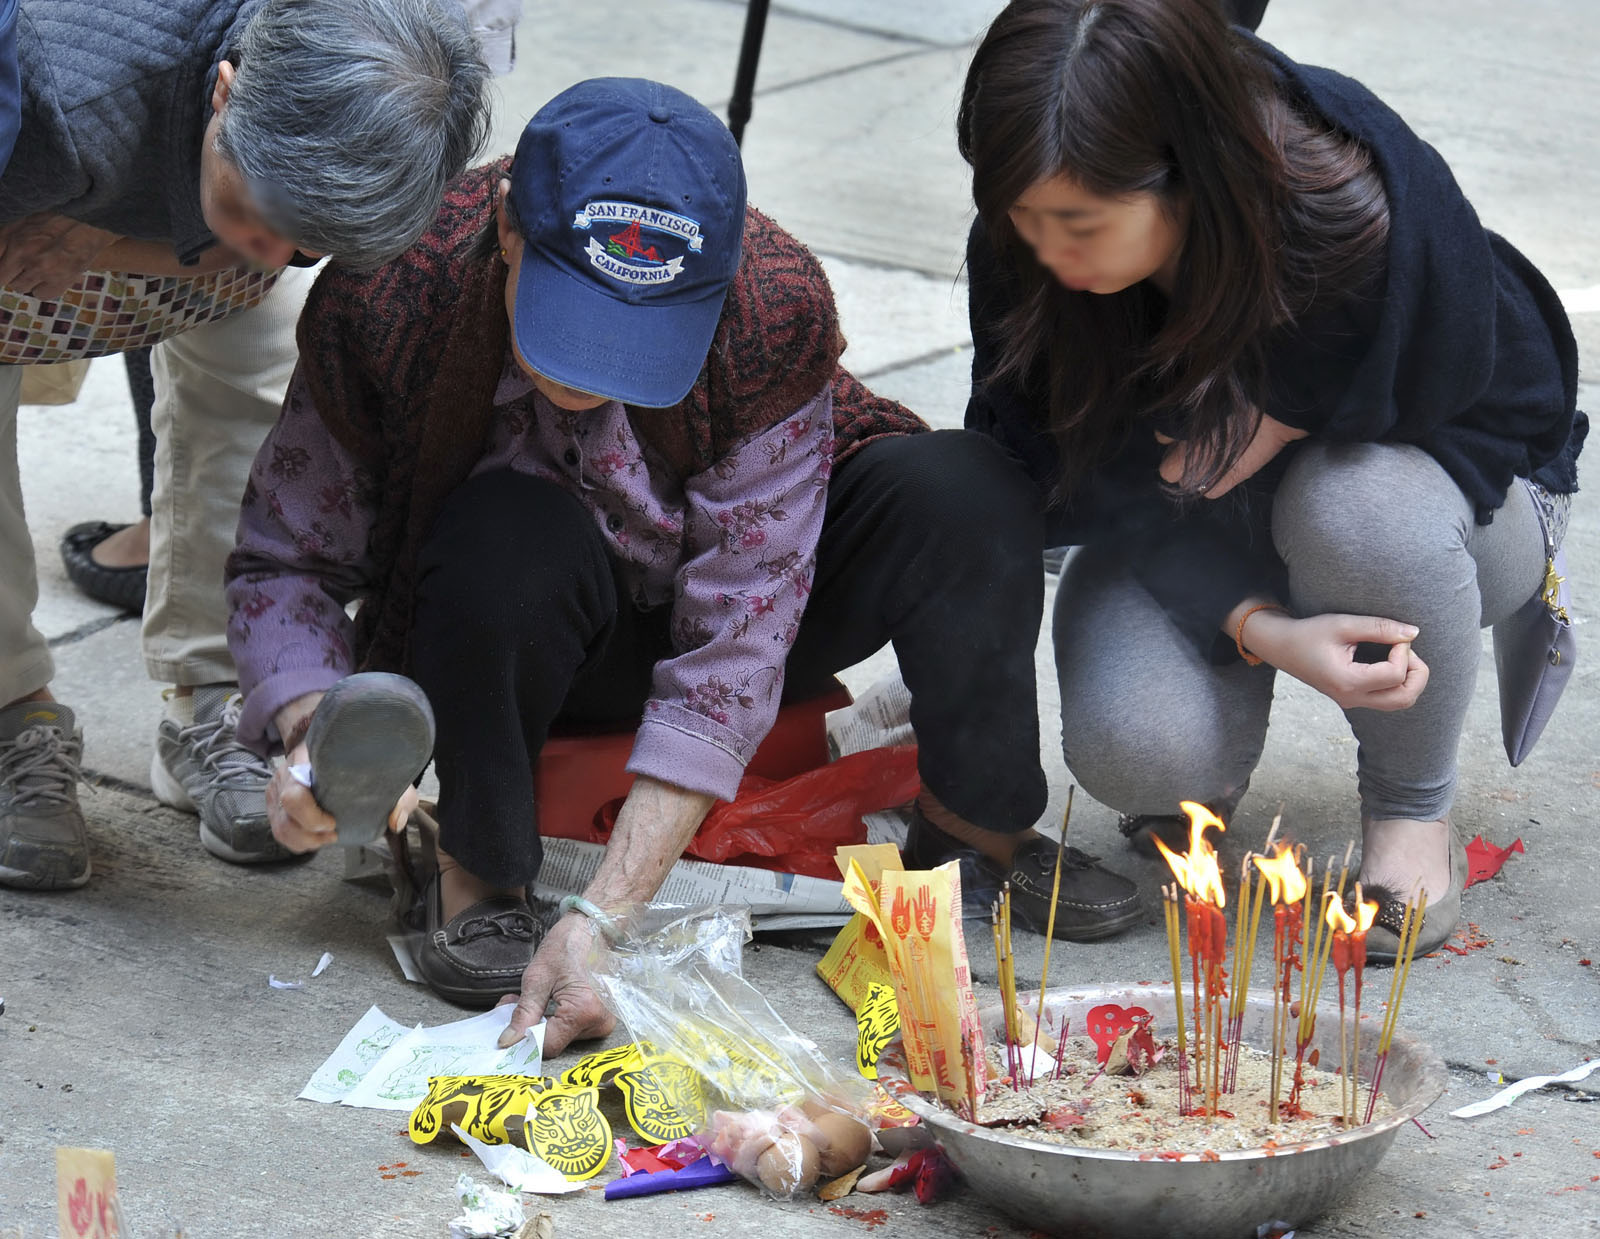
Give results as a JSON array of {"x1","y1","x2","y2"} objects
[
  {"x1": 616, "y1": 1144, "x2": 672, "y2": 1177},
  {"x1": 1085, "y1": 1004, "x2": 1151, "y2": 1065},
  {"x1": 1464, "y1": 836, "x2": 1524, "y2": 888}
]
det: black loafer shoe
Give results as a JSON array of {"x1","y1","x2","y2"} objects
[
  {"x1": 1116, "y1": 790, "x2": 1244, "y2": 859},
  {"x1": 59, "y1": 521, "x2": 147, "y2": 613},
  {"x1": 414, "y1": 877, "x2": 543, "y2": 1007},
  {"x1": 904, "y1": 810, "x2": 1142, "y2": 941}
]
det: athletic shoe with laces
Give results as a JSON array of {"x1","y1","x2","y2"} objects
[
  {"x1": 0, "y1": 700, "x2": 91, "y2": 890},
  {"x1": 150, "y1": 686, "x2": 293, "y2": 864}
]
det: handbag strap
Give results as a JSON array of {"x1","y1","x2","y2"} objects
[{"x1": 1522, "y1": 479, "x2": 1572, "y2": 624}]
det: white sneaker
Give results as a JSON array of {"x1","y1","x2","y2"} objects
[{"x1": 151, "y1": 687, "x2": 292, "y2": 864}]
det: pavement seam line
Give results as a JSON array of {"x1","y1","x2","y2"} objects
[
  {"x1": 705, "y1": 0, "x2": 948, "y2": 49},
  {"x1": 44, "y1": 612, "x2": 137, "y2": 649},
  {"x1": 858, "y1": 342, "x2": 972, "y2": 383},
  {"x1": 723, "y1": 45, "x2": 941, "y2": 106}
]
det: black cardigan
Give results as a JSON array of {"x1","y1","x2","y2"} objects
[{"x1": 965, "y1": 39, "x2": 1586, "y2": 660}]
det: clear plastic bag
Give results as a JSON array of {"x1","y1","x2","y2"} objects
[{"x1": 589, "y1": 906, "x2": 875, "y2": 1198}]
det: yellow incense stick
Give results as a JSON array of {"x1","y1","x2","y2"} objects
[
  {"x1": 1163, "y1": 885, "x2": 1187, "y2": 1056},
  {"x1": 1029, "y1": 787, "x2": 1075, "y2": 1082}
]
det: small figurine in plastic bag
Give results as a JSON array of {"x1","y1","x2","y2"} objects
[{"x1": 587, "y1": 906, "x2": 876, "y2": 1199}]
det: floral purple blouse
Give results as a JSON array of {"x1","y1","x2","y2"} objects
[{"x1": 227, "y1": 353, "x2": 836, "y2": 801}]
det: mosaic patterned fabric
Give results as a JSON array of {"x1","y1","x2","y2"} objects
[{"x1": 0, "y1": 266, "x2": 280, "y2": 364}]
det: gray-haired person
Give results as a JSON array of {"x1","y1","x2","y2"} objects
[{"x1": 0, "y1": 0, "x2": 490, "y2": 892}]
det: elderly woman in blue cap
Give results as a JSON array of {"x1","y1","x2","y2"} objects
[{"x1": 226, "y1": 78, "x2": 1144, "y2": 1055}]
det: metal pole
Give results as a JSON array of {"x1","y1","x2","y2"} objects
[{"x1": 727, "y1": 0, "x2": 771, "y2": 146}]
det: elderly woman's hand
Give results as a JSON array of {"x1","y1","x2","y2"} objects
[
  {"x1": 0, "y1": 213, "x2": 117, "y2": 299},
  {"x1": 265, "y1": 689, "x2": 418, "y2": 852}
]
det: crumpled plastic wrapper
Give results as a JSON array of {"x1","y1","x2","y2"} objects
[
  {"x1": 448, "y1": 1172, "x2": 525, "y2": 1238},
  {"x1": 589, "y1": 906, "x2": 875, "y2": 1200}
]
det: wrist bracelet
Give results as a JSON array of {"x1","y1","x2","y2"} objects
[
  {"x1": 1234, "y1": 603, "x2": 1289, "y2": 667},
  {"x1": 559, "y1": 894, "x2": 624, "y2": 943}
]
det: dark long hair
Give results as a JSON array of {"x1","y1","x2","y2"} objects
[{"x1": 958, "y1": 0, "x2": 1389, "y2": 495}]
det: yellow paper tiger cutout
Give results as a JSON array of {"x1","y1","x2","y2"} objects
[
  {"x1": 523, "y1": 1085, "x2": 612, "y2": 1180},
  {"x1": 615, "y1": 1056, "x2": 707, "y2": 1143},
  {"x1": 408, "y1": 1074, "x2": 553, "y2": 1146}
]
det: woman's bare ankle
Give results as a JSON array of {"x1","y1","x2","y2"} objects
[
  {"x1": 916, "y1": 789, "x2": 1036, "y2": 867},
  {"x1": 1359, "y1": 816, "x2": 1451, "y2": 903},
  {"x1": 90, "y1": 517, "x2": 151, "y2": 569},
  {"x1": 435, "y1": 846, "x2": 522, "y2": 921}
]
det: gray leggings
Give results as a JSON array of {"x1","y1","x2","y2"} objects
[{"x1": 1056, "y1": 442, "x2": 1546, "y2": 822}]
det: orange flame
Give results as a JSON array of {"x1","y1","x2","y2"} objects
[
  {"x1": 1252, "y1": 843, "x2": 1308, "y2": 906},
  {"x1": 1354, "y1": 898, "x2": 1378, "y2": 935},
  {"x1": 1153, "y1": 801, "x2": 1227, "y2": 908},
  {"x1": 1324, "y1": 891, "x2": 1357, "y2": 935}
]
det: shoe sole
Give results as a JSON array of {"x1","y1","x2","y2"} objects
[
  {"x1": 0, "y1": 858, "x2": 91, "y2": 890},
  {"x1": 149, "y1": 748, "x2": 199, "y2": 813},
  {"x1": 307, "y1": 673, "x2": 435, "y2": 849},
  {"x1": 413, "y1": 957, "x2": 526, "y2": 1008},
  {"x1": 1010, "y1": 900, "x2": 1145, "y2": 942}
]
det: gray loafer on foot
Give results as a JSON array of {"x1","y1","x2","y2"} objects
[
  {"x1": 1364, "y1": 826, "x2": 1468, "y2": 964},
  {"x1": 306, "y1": 673, "x2": 435, "y2": 848}
]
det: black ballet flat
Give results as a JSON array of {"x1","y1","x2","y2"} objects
[{"x1": 59, "y1": 521, "x2": 147, "y2": 613}]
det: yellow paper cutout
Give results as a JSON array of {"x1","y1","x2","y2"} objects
[
  {"x1": 855, "y1": 981, "x2": 901, "y2": 1080},
  {"x1": 818, "y1": 845, "x2": 903, "y2": 1013},
  {"x1": 408, "y1": 1074, "x2": 552, "y2": 1146},
  {"x1": 615, "y1": 1056, "x2": 708, "y2": 1143},
  {"x1": 56, "y1": 1147, "x2": 117, "y2": 1239},
  {"x1": 834, "y1": 843, "x2": 904, "y2": 884},
  {"x1": 559, "y1": 1041, "x2": 645, "y2": 1089},
  {"x1": 877, "y1": 864, "x2": 986, "y2": 1110},
  {"x1": 673, "y1": 1022, "x2": 802, "y2": 1110},
  {"x1": 523, "y1": 1085, "x2": 613, "y2": 1181}
]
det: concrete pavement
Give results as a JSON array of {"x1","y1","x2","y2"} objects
[{"x1": 4, "y1": 1, "x2": 1598, "y2": 1235}]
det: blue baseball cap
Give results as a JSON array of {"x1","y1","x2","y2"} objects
[{"x1": 507, "y1": 78, "x2": 748, "y2": 408}]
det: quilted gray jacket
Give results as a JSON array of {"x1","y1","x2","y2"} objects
[{"x1": 0, "y1": 0, "x2": 256, "y2": 263}]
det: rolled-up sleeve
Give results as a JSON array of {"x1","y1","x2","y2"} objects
[
  {"x1": 225, "y1": 370, "x2": 379, "y2": 751},
  {"x1": 626, "y1": 388, "x2": 835, "y2": 800}
]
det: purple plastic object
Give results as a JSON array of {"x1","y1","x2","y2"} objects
[{"x1": 603, "y1": 1156, "x2": 738, "y2": 1200}]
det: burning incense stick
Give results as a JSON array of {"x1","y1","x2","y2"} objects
[
  {"x1": 1364, "y1": 885, "x2": 1425, "y2": 1124},
  {"x1": 1324, "y1": 892, "x2": 1358, "y2": 1125},
  {"x1": 990, "y1": 904, "x2": 1016, "y2": 1087},
  {"x1": 1153, "y1": 802, "x2": 1230, "y2": 1118},
  {"x1": 1162, "y1": 882, "x2": 1192, "y2": 1116},
  {"x1": 961, "y1": 1026, "x2": 980, "y2": 1121},
  {"x1": 1028, "y1": 787, "x2": 1075, "y2": 1086},
  {"x1": 1252, "y1": 844, "x2": 1308, "y2": 1122},
  {"x1": 1224, "y1": 844, "x2": 1270, "y2": 1093}
]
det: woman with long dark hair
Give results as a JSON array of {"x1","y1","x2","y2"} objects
[{"x1": 957, "y1": 0, "x2": 1584, "y2": 955}]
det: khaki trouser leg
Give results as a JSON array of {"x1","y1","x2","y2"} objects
[
  {"x1": 142, "y1": 264, "x2": 318, "y2": 687},
  {"x1": 0, "y1": 365, "x2": 54, "y2": 706}
]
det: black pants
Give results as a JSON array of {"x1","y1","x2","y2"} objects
[{"x1": 410, "y1": 430, "x2": 1048, "y2": 886}]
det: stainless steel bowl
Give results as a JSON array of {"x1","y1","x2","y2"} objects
[{"x1": 877, "y1": 984, "x2": 1446, "y2": 1239}]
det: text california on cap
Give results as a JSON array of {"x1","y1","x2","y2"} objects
[{"x1": 508, "y1": 77, "x2": 748, "y2": 408}]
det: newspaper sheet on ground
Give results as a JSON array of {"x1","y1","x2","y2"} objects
[
  {"x1": 828, "y1": 673, "x2": 915, "y2": 850},
  {"x1": 528, "y1": 838, "x2": 853, "y2": 932}
]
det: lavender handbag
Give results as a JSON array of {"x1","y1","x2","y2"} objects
[{"x1": 1493, "y1": 481, "x2": 1575, "y2": 767}]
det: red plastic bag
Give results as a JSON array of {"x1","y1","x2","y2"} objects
[{"x1": 592, "y1": 745, "x2": 919, "y2": 879}]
